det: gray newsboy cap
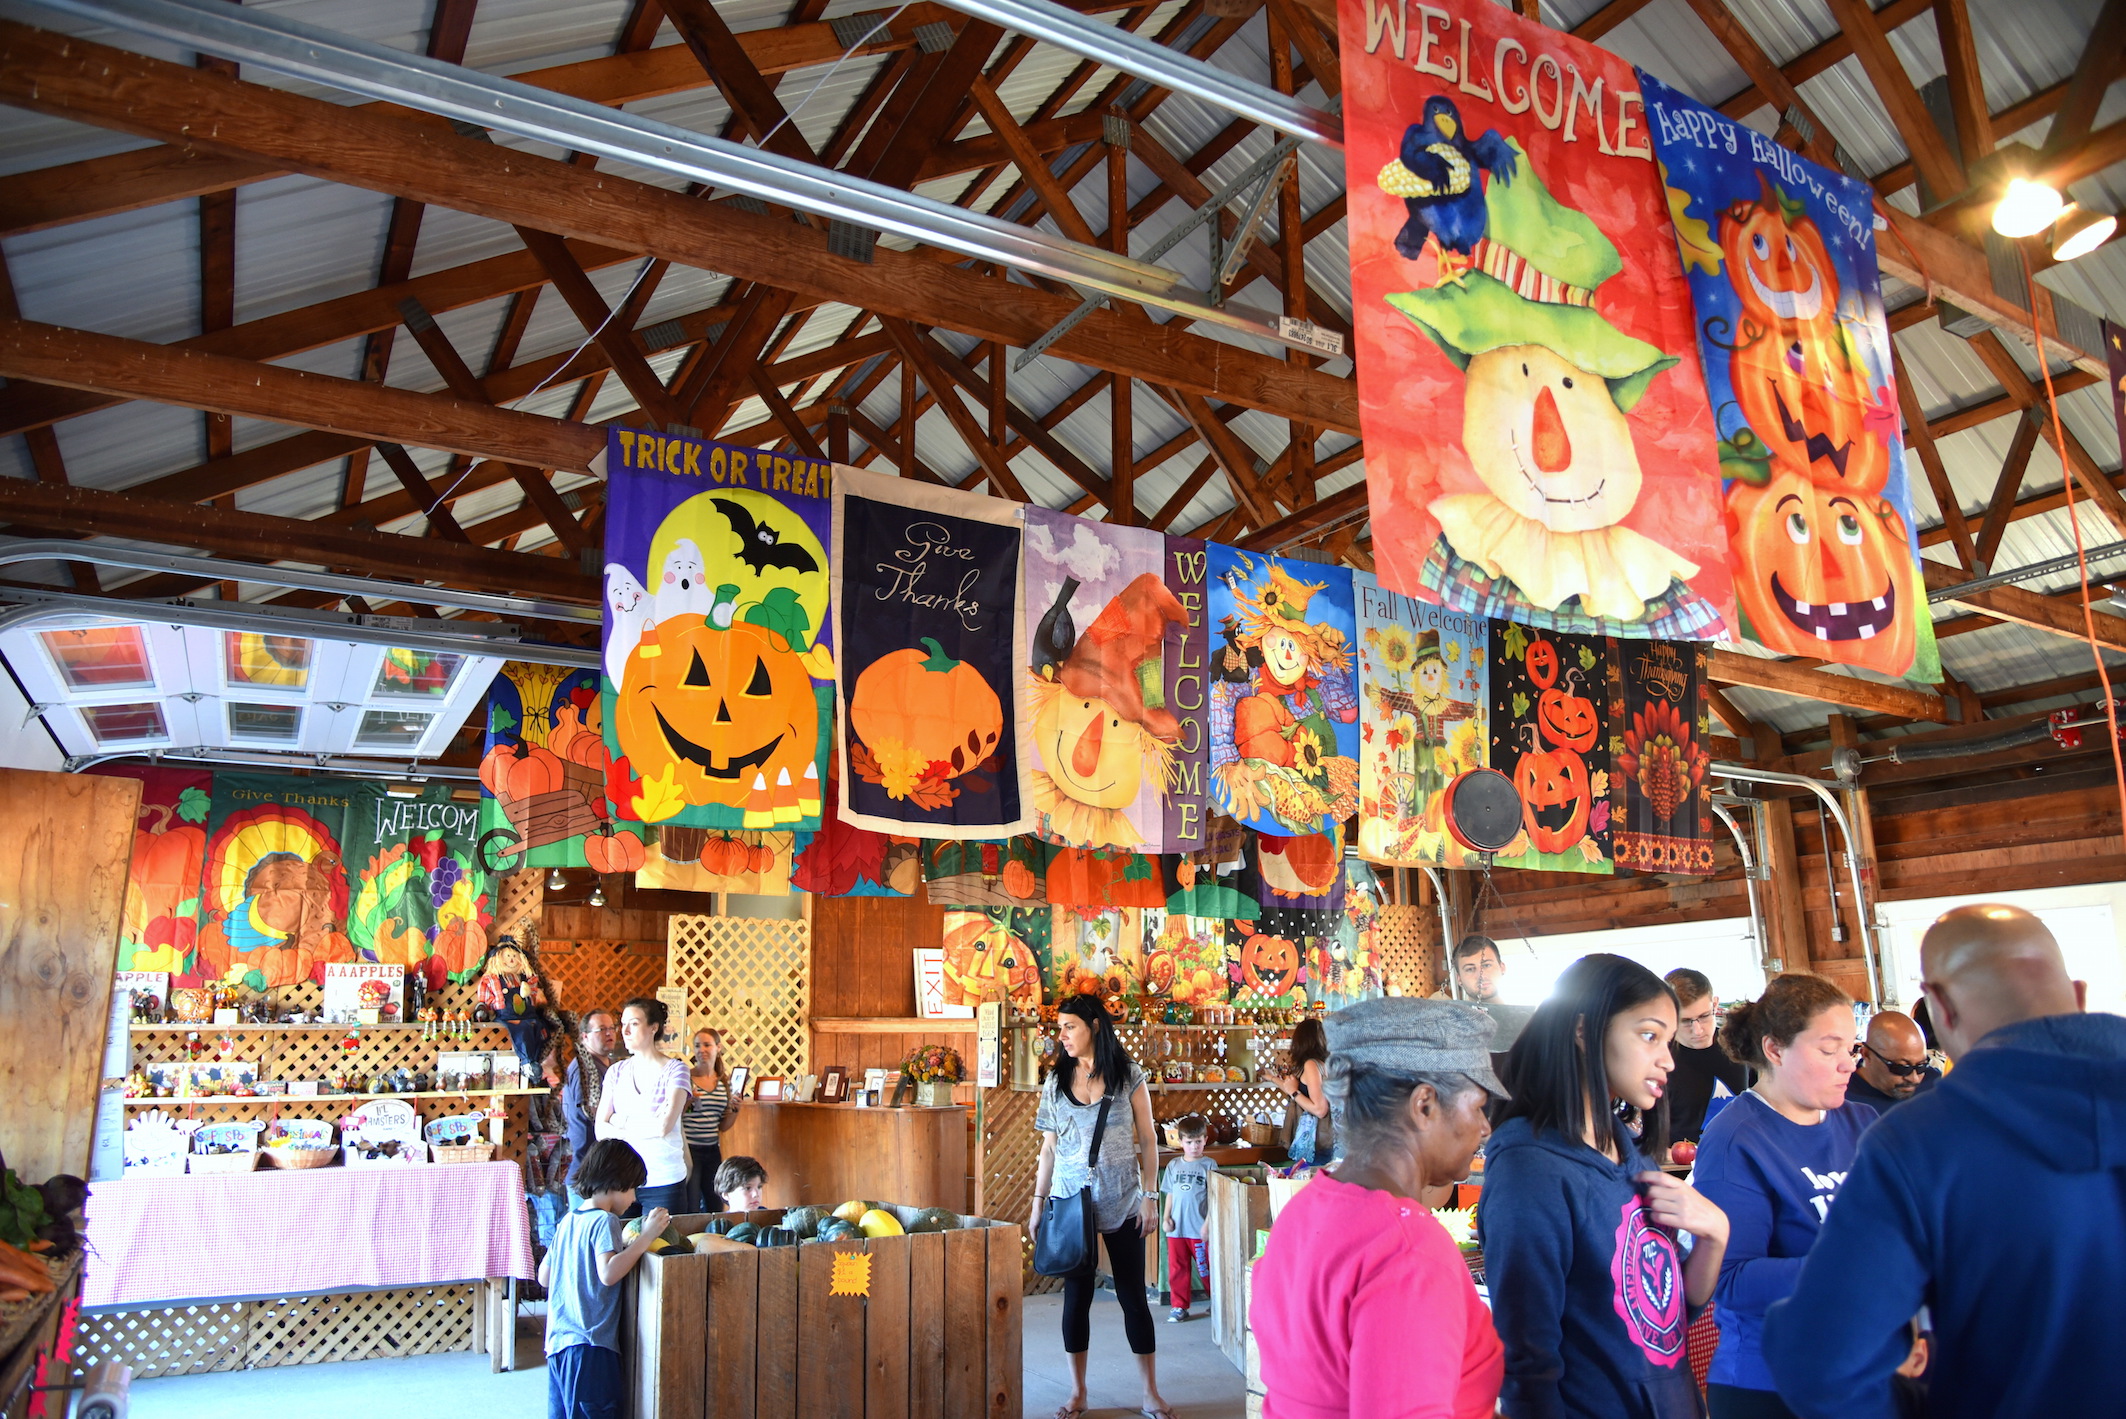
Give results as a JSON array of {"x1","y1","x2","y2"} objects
[{"x1": 1323, "y1": 997, "x2": 1511, "y2": 1100}]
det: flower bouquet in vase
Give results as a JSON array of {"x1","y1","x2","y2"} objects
[{"x1": 901, "y1": 1044, "x2": 966, "y2": 1108}]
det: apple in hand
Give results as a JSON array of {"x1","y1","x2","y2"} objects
[{"x1": 1669, "y1": 1140, "x2": 1698, "y2": 1166}]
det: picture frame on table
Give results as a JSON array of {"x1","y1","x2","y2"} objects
[
  {"x1": 820, "y1": 1066, "x2": 847, "y2": 1103},
  {"x1": 754, "y1": 1076, "x2": 786, "y2": 1102},
  {"x1": 729, "y1": 1065, "x2": 751, "y2": 1099},
  {"x1": 888, "y1": 1072, "x2": 911, "y2": 1108}
]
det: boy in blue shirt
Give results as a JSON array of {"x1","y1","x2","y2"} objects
[
  {"x1": 539, "y1": 1139, "x2": 667, "y2": 1419},
  {"x1": 1160, "y1": 1115, "x2": 1216, "y2": 1322}
]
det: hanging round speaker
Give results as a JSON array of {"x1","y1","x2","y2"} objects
[{"x1": 1443, "y1": 768, "x2": 1523, "y2": 854}]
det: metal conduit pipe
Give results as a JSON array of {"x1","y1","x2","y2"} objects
[
  {"x1": 1709, "y1": 763, "x2": 1880, "y2": 1005},
  {"x1": 0, "y1": 592, "x2": 600, "y2": 670},
  {"x1": 1419, "y1": 865, "x2": 1458, "y2": 995},
  {"x1": 68, "y1": 748, "x2": 481, "y2": 780},
  {"x1": 0, "y1": 537, "x2": 601, "y2": 623},
  {"x1": 1707, "y1": 799, "x2": 1768, "y2": 975},
  {"x1": 17, "y1": 0, "x2": 1316, "y2": 351}
]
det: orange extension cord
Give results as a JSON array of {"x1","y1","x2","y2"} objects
[{"x1": 2018, "y1": 246, "x2": 2126, "y2": 841}]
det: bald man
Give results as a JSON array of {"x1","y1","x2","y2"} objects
[
  {"x1": 1762, "y1": 905, "x2": 2124, "y2": 1419},
  {"x1": 1843, "y1": 1010, "x2": 1941, "y2": 1114}
]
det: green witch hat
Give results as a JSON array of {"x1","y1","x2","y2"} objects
[{"x1": 1386, "y1": 139, "x2": 1679, "y2": 412}]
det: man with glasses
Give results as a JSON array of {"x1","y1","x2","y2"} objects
[
  {"x1": 1843, "y1": 1011, "x2": 1939, "y2": 1114},
  {"x1": 562, "y1": 1008, "x2": 619, "y2": 1183},
  {"x1": 1662, "y1": 967, "x2": 1749, "y2": 1143}
]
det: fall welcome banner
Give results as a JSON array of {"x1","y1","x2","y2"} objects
[
  {"x1": 1641, "y1": 74, "x2": 1940, "y2": 683},
  {"x1": 1353, "y1": 571, "x2": 1491, "y2": 867},
  {"x1": 1342, "y1": 0, "x2": 1733, "y2": 640}
]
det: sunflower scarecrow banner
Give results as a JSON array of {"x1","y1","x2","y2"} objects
[
  {"x1": 1486, "y1": 625, "x2": 1614, "y2": 874},
  {"x1": 601, "y1": 429, "x2": 837, "y2": 837},
  {"x1": 1205, "y1": 546, "x2": 1361, "y2": 838},
  {"x1": 1342, "y1": 0, "x2": 1733, "y2": 640},
  {"x1": 1606, "y1": 639, "x2": 1715, "y2": 874},
  {"x1": 1640, "y1": 74, "x2": 1939, "y2": 682},
  {"x1": 1353, "y1": 571, "x2": 1490, "y2": 868},
  {"x1": 1021, "y1": 508, "x2": 1205, "y2": 855},
  {"x1": 833, "y1": 465, "x2": 1033, "y2": 838}
]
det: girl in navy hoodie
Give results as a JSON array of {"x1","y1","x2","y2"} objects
[
  {"x1": 1690, "y1": 974, "x2": 1874, "y2": 1419},
  {"x1": 1480, "y1": 954, "x2": 1730, "y2": 1419}
]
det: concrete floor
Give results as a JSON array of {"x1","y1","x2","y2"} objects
[{"x1": 123, "y1": 1288, "x2": 1246, "y2": 1419}]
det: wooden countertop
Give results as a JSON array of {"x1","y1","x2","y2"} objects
[{"x1": 743, "y1": 1100, "x2": 966, "y2": 1113}]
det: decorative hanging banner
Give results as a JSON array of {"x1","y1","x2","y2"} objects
[
  {"x1": 1046, "y1": 906, "x2": 1147, "y2": 999},
  {"x1": 1640, "y1": 74, "x2": 1940, "y2": 682},
  {"x1": 90, "y1": 765, "x2": 212, "y2": 976},
  {"x1": 1606, "y1": 639, "x2": 1716, "y2": 874},
  {"x1": 921, "y1": 838, "x2": 1055, "y2": 909},
  {"x1": 1342, "y1": 0, "x2": 1733, "y2": 640},
  {"x1": 1486, "y1": 624, "x2": 1614, "y2": 874},
  {"x1": 1228, "y1": 917, "x2": 1308, "y2": 1008},
  {"x1": 478, "y1": 662, "x2": 646, "y2": 873},
  {"x1": 636, "y1": 829, "x2": 797, "y2": 894},
  {"x1": 940, "y1": 908, "x2": 1048, "y2": 1010},
  {"x1": 346, "y1": 782, "x2": 495, "y2": 982},
  {"x1": 1143, "y1": 910, "x2": 1236, "y2": 1008},
  {"x1": 1046, "y1": 846, "x2": 1168, "y2": 911},
  {"x1": 833, "y1": 466, "x2": 1032, "y2": 837},
  {"x1": 1205, "y1": 546, "x2": 1361, "y2": 836},
  {"x1": 791, "y1": 751, "x2": 920, "y2": 897},
  {"x1": 1022, "y1": 508, "x2": 1198, "y2": 853},
  {"x1": 1163, "y1": 535, "x2": 1215, "y2": 850},
  {"x1": 1241, "y1": 827, "x2": 1348, "y2": 916},
  {"x1": 2109, "y1": 322, "x2": 2126, "y2": 469},
  {"x1": 193, "y1": 775, "x2": 360, "y2": 988},
  {"x1": 1352, "y1": 572, "x2": 1491, "y2": 867},
  {"x1": 1319, "y1": 862, "x2": 1388, "y2": 1008},
  {"x1": 602, "y1": 429, "x2": 836, "y2": 834}
]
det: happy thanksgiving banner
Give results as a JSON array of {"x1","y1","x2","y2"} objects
[{"x1": 1341, "y1": 0, "x2": 1735, "y2": 642}]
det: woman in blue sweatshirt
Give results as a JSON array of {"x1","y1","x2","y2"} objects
[
  {"x1": 1481, "y1": 954, "x2": 1730, "y2": 1419},
  {"x1": 1689, "y1": 974, "x2": 1874, "y2": 1419}
]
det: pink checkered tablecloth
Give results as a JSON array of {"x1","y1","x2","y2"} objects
[{"x1": 81, "y1": 1162, "x2": 535, "y2": 1307}]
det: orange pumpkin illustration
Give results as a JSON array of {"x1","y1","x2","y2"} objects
[
  {"x1": 1515, "y1": 745, "x2": 1591, "y2": 855},
  {"x1": 1524, "y1": 637, "x2": 1560, "y2": 690},
  {"x1": 615, "y1": 614, "x2": 820, "y2": 811},
  {"x1": 1536, "y1": 682, "x2": 1600, "y2": 753},
  {"x1": 583, "y1": 828, "x2": 646, "y2": 875},
  {"x1": 1239, "y1": 932, "x2": 1301, "y2": 1000},
  {"x1": 850, "y1": 638, "x2": 1004, "y2": 782},
  {"x1": 1725, "y1": 470, "x2": 1917, "y2": 675}
]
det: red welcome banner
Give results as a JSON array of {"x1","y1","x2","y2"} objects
[{"x1": 1340, "y1": 0, "x2": 1734, "y2": 642}]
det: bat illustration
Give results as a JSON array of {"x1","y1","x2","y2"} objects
[{"x1": 714, "y1": 497, "x2": 820, "y2": 575}]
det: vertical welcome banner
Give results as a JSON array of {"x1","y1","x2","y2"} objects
[
  {"x1": 1641, "y1": 74, "x2": 1939, "y2": 683},
  {"x1": 602, "y1": 429, "x2": 836, "y2": 837},
  {"x1": 833, "y1": 466, "x2": 1032, "y2": 837},
  {"x1": 1163, "y1": 535, "x2": 1214, "y2": 851},
  {"x1": 1352, "y1": 572, "x2": 1490, "y2": 867},
  {"x1": 1341, "y1": 0, "x2": 1733, "y2": 640}
]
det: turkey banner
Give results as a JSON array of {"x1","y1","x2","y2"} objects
[
  {"x1": 1606, "y1": 638, "x2": 1715, "y2": 874},
  {"x1": 1022, "y1": 508, "x2": 1203, "y2": 854},
  {"x1": 1485, "y1": 623, "x2": 1614, "y2": 874},
  {"x1": 601, "y1": 429, "x2": 836, "y2": 835},
  {"x1": 833, "y1": 466, "x2": 1033, "y2": 837},
  {"x1": 1341, "y1": 0, "x2": 1733, "y2": 640},
  {"x1": 1641, "y1": 74, "x2": 1940, "y2": 682},
  {"x1": 1352, "y1": 571, "x2": 1491, "y2": 867}
]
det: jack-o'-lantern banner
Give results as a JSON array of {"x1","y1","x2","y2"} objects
[
  {"x1": 941, "y1": 907, "x2": 1049, "y2": 1010},
  {"x1": 1640, "y1": 74, "x2": 1940, "y2": 683},
  {"x1": 833, "y1": 465, "x2": 1033, "y2": 837},
  {"x1": 1486, "y1": 624, "x2": 1614, "y2": 874},
  {"x1": 1022, "y1": 508, "x2": 1205, "y2": 854},
  {"x1": 89, "y1": 765, "x2": 213, "y2": 976},
  {"x1": 1205, "y1": 545, "x2": 1362, "y2": 837},
  {"x1": 601, "y1": 429, "x2": 837, "y2": 837},
  {"x1": 1606, "y1": 640, "x2": 1715, "y2": 874},
  {"x1": 1353, "y1": 572, "x2": 1491, "y2": 867},
  {"x1": 1341, "y1": 0, "x2": 1734, "y2": 640},
  {"x1": 478, "y1": 662, "x2": 648, "y2": 873}
]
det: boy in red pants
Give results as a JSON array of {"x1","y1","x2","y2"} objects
[{"x1": 1160, "y1": 1115, "x2": 1215, "y2": 1321}]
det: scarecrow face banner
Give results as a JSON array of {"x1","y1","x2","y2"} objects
[
  {"x1": 1486, "y1": 624, "x2": 1614, "y2": 873},
  {"x1": 1607, "y1": 639, "x2": 1715, "y2": 874},
  {"x1": 603, "y1": 429, "x2": 836, "y2": 834},
  {"x1": 1353, "y1": 572, "x2": 1490, "y2": 866},
  {"x1": 833, "y1": 465, "x2": 1032, "y2": 838},
  {"x1": 1022, "y1": 509, "x2": 1199, "y2": 853},
  {"x1": 1342, "y1": 0, "x2": 1734, "y2": 641},
  {"x1": 1205, "y1": 546, "x2": 1362, "y2": 836},
  {"x1": 1639, "y1": 75, "x2": 1939, "y2": 682}
]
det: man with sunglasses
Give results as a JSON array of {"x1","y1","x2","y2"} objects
[{"x1": 1842, "y1": 1011, "x2": 1940, "y2": 1114}]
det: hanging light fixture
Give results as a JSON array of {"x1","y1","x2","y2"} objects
[
  {"x1": 588, "y1": 881, "x2": 606, "y2": 908},
  {"x1": 1994, "y1": 176, "x2": 2065, "y2": 238},
  {"x1": 2051, "y1": 204, "x2": 2118, "y2": 262},
  {"x1": 546, "y1": 867, "x2": 566, "y2": 891}
]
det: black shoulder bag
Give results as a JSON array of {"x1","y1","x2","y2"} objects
[{"x1": 1032, "y1": 1090, "x2": 1114, "y2": 1277}]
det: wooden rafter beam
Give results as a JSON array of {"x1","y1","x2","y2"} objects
[
  {"x1": 1966, "y1": 331, "x2": 2126, "y2": 536},
  {"x1": 1874, "y1": 211, "x2": 2106, "y2": 378},
  {"x1": 1923, "y1": 558, "x2": 2126, "y2": 652},
  {"x1": 1894, "y1": 350, "x2": 1977, "y2": 569},
  {"x1": 1708, "y1": 650, "x2": 1950, "y2": 722},
  {"x1": 1678, "y1": 0, "x2": 1841, "y2": 170},
  {"x1": 879, "y1": 319, "x2": 1029, "y2": 501},
  {"x1": 1824, "y1": 0, "x2": 1967, "y2": 199},
  {"x1": 513, "y1": 226, "x2": 680, "y2": 425},
  {"x1": 373, "y1": 442, "x2": 470, "y2": 542},
  {"x1": 1970, "y1": 411, "x2": 2043, "y2": 566},
  {"x1": 2040, "y1": 0, "x2": 2126, "y2": 161},
  {"x1": 1237, "y1": 481, "x2": 1366, "y2": 552},
  {"x1": 1931, "y1": 0, "x2": 1994, "y2": 170}
]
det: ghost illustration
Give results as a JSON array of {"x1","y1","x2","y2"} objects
[
  {"x1": 655, "y1": 538, "x2": 712, "y2": 622},
  {"x1": 604, "y1": 563, "x2": 653, "y2": 687}
]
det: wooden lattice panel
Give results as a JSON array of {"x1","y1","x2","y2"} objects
[
  {"x1": 494, "y1": 869, "x2": 544, "y2": 939},
  {"x1": 973, "y1": 1088, "x2": 1055, "y2": 1294},
  {"x1": 1376, "y1": 904, "x2": 1441, "y2": 998},
  {"x1": 246, "y1": 1285, "x2": 476, "y2": 1367},
  {"x1": 666, "y1": 915, "x2": 809, "y2": 1080},
  {"x1": 71, "y1": 1302, "x2": 247, "y2": 1380},
  {"x1": 536, "y1": 942, "x2": 666, "y2": 1022}
]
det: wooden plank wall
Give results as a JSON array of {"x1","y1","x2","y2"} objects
[{"x1": 808, "y1": 896, "x2": 975, "y2": 1077}]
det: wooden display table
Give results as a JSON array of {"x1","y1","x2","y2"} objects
[{"x1": 723, "y1": 1102, "x2": 968, "y2": 1212}]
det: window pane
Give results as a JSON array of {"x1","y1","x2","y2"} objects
[
  {"x1": 228, "y1": 702, "x2": 302, "y2": 742},
  {"x1": 82, "y1": 702, "x2": 167, "y2": 743},
  {"x1": 371, "y1": 649, "x2": 463, "y2": 699},
  {"x1": 225, "y1": 632, "x2": 312, "y2": 690},
  {"x1": 40, "y1": 626, "x2": 153, "y2": 689},
  {"x1": 353, "y1": 709, "x2": 432, "y2": 748}
]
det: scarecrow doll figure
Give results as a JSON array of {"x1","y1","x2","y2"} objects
[
  {"x1": 1211, "y1": 563, "x2": 1360, "y2": 834},
  {"x1": 1385, "y1": 139, "x2": 1723, "y2": 640},
  {"x1": 475, "y1": 936, "x2": 551, "y2": 1076}
]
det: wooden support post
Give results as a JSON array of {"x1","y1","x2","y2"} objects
[
  {"x1": 1107, "y1": 122, "x2": 1135, "y2": 525},
  {"x1": 1756, "y1": 797, "x2": 1810, "y2": 973},
  {"x1": 1826, "y1": 714, "x2": 1884, "y2": 998}
]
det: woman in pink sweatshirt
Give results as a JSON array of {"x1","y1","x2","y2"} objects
[{"x1": 1252, "y1": 997, "x2": 1509, "y2": 1419}]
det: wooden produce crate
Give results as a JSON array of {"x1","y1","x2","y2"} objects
[
  {"x1": 625, "y1": 1206, "x2": 1022, "y2": 1419},
  {"x1": 1206, "y1": 1167, "x2": 1269, "y2": 1370}
]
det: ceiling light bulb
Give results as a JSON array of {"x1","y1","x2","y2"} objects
[
  {"x1": 1993, "y1": 177, "x2": 2064, "y2": 238},
  {"x1": 588, "y1": 882, "x2": 606, "y2": 908},
  {"x1": 546, "y1": 867, "x2": 566, "y2": 891},
  {"x1": 2051, "y1": 204, "x2": 2117, "y2": 262}
]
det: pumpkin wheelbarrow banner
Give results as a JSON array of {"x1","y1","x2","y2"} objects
[
  {"x1": 1341, "y1": 0, "x2": 1734, "y2": 641},
  {"x1": 833, "y1": 465, "x2": 1034, "y2": 838},
  {"x1": 600, "y1": 429, "x2": 837, "y2": 839},
  {"x1": 477, "y1": 662, "x2": 648, "y2": 874},
  {"x1": 1640, "y1": 74, "x2": 1939, "y2": 683}
]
